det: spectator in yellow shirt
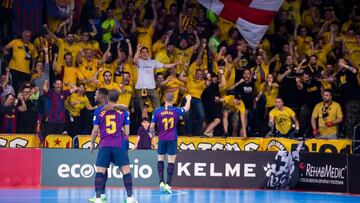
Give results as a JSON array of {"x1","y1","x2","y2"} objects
[
  {"x1": 58, "y1": 53, "x2": 85, "y2": 91},
  {"x1": 3, "y1": 30, "x2": 38, "y2": 92},
  {"x1": 97, "y1": 71, "x2": 121, "y2": 91},
  {"x1": 311, "y1": 89, "x2": 343, "y2": 139},
  {"x1": 155, "y1": 43, "x2": 178, "y2": 75},
  {"x1": 117, "y1": 72, "x2": 134, "y2": 109},
  {"x1": 132, "y1": 2, "x2": 157, "y2": 57},
  {"x1": 269, "y1": 98, "x2": 299, "y2": 138},
  {"x1": 184, "y1": 62, "x2": 208, "y2": 136},
  {"x1": 65, "y1": 84, "x2": 96, "y2": 138},
  {"x1": 220, "y1": 94, "x2": 247, "y2": 137}
]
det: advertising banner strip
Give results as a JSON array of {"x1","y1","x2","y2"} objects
[
  {"x1": 0, "y1": 148, "x2": 42, "y2": 187},
  {"x1": 0, "y1": 148, "x2": 357, "y2": 193}
]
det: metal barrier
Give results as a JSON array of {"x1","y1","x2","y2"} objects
[{"x1": 353, "y1": 122, "x2": 360, "y2": 154}]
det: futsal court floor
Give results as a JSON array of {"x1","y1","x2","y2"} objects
[{"x1": 0, "y1": 187, "x2": 359, "y2": 203}]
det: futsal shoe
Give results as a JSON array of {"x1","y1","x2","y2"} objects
[
  {"x1": 89, "y1": 194, "x2": 106, "y2": 202},
  {"x1": 164, "y1": 184, "x2": 172, "y2": 194},
  {"x1": 159, "y1": 181, "x2": 165, "y2": 192},
  {"x1": 125, "y1": 195, "x2": 138, "y2": 203},
  {"x1": 94, "y1": 197, "x2": 106, "y2": 203}
]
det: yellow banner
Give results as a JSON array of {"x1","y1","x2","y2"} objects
[
  {"x1": 218, "y1": 137, "x2": 263, "y2": 151},
  {"x1": 261, "y1": 138, "x2": 300, "y2": 152},
  {"x1": 2, "y1": 133, "x2": 350, "y2": 153},
  {"x1": 45, "y1": 135, "x2": 72, "y2": 148},
  {"x1": 0, "y1": 134, "x2": 40, "y2": 148},
  {"x1": 304, "y1": 138, "x2": 352, "y2": 153}
]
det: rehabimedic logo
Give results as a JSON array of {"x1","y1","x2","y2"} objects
[{"x1": 57, "y1": 159, "x2": 152, "y2": 179}]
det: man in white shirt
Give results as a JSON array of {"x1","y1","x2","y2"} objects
[{"x1": 133, "y1": 44, "x2": 179, "y2": 118}]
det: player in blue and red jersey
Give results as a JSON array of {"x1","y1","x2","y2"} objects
[
  {"x1": 150, "y1": 92, "x2": 191, "y2": 194},
  {"x1": 90, "y1": 88, "x2": 137, "y2": 203}
]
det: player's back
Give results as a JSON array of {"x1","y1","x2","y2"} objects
[
  {"x1": 152, "y1": 106, "x2": 185, "y2": 141},
  {"x1": 98, "y1": 108, "x2": 128, "y2": 148}
]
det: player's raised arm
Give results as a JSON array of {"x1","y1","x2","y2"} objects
[{"x1": 183, "y1": 95, "x2": 192, "y2": 112}]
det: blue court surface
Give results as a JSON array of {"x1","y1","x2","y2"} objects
[{"x1": 0, "y1": 187, "x2": 359, "y2": 203}]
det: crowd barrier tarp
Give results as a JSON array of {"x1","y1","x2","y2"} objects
[
  {"x1": 0, "y1": 134, "x2": 352, "y2": 154},
  {"x1": 297, "y1": 152, "x2": 348, "y2": 192},
  {"x1": 41, "y1": 149, "x2": 159, "y2": 187},
  {"x1": 45, "y1": 135, "x2": 72, "y2": 148},
  {"x1": 0, "y1": 134, "x2": 40, "y2": 148},
  {"x1": 0, "y1": 148, "x2": 41, "y2": 187},
  {"x1": 348, "y1": 155, "x2": 360, "y2": 194}
]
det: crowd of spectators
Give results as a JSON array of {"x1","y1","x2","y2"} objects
[{"x1": 0, "y1": 0, "x2": 359, "y2": 140}]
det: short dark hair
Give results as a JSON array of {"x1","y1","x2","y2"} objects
[
  {"x1": 64, "y1": 52, "x2": 73, "y2": 59},
  {"x1": 108, "y1": 90, "x2": 119, "y2": 102},
  {"x1": 97, "y1": 88, "x2": 109, "y2": 98},
  {"x1": 103, "y1": 71, "x2": 112, "y2": 77},
  {"x1": 140, "y1": 47, "x2": 149, "y2": 52},
  {"x1": 323, "y1": 89, "x2": 332, "y2": 95},
  {"x1": 141, "y1": 117, "x2": 149, "y2": 123}
]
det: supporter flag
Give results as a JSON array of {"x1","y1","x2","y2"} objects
[
  {"x1": 13, "y1": 0, "x2": 44, "y2": 35},
  {"x1": 198, "y1": 0, "x2": 283, "y2": 48}
]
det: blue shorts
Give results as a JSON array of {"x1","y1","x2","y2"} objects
[
  {"x1": 157, "y1": 140, "x2": 177, "y2": 155},
  {"x1": 96, "y1": 147, "x2": 129, "y2": 168}
]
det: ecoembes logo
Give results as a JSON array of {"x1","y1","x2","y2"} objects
[
  {"x1": 305, "y1": 163, "x2": 346, "y2": 179},
  {"x1": 57, "y1": 159, "x2": 152, "y2": 179},
  {"x1": 177, "y1": 162, "x2": 257, "y2": 177}
]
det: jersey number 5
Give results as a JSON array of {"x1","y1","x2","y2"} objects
[
  {"x1": 106, "y1": 115, "x2": 117, "y2": 134},
  {"x1": 162, "y1": 117, "x2": 174, "y2": 130}
]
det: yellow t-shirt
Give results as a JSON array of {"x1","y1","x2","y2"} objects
[
  {"x1": 312, "y1": 102, "x2": 343, "y2": 136},
  {"x1": 176, "y1": 47, "x2": 193, "y2": 73},
  {"x1": 223, "y1": 95, "x2": 245, "y2": 113},
  {"x1": 265, "y1": 85, "x2": 279, "y2": 108},
  {"x1": 186, "y1": 77, "x2": 206, "y2": 99},
  {"x1": 301, "y1": 9, "x2": 319, "y2": 30},
  {"x1": 155, "y1": 50, "x2": 177, "y2": 74},
  {"x1": 56, "y1": 38, "x2": 82, "y2": 67},
  {"x1": 309, "y1": 43, "x2": 333, "y2": 68},
  {"x1": 99, "y1": 81, "x2": 121, "y2": 91},
  {"x1": 163, "y1": 77, "x2": 185, "y2": 104},
  {"x1": 217, "y1": 17, "x2": 234, "y2": 41},
  {"x1": 8, "y1": 39, "x2": 38, "y2": 74},
  {"x1": 349, "y1": 45, "x2": 360, "y2": 69},
  {"x1": 98, "y1": 62, "x2": 118, "y2": 83},
  {"x1": 250, "y1": 65, "x2": 269, "y2": 94},
  {"x1": 65, "y1": 93, "x2": 91, "y2": 117},
  {"x1": 188, "y1": 61, "x2": 206, "y2": 78},
  {"x1": 282, "y1": 0, "x2": 302, "y2": 25},
  {"x1": 297, "y1": 36, "x2": 313, "y2": 55},
  {"x1": 152, "y1": 40, "x2": 166, "y2": 56},
  {"x1": 79, "y1": 59, "x2": 99, "y2": 92},
  {"x1": 117, "y1": 84, "x2": 134, "y2": 108},
  {"x1": 62, "y1": 66, "x2": 84, "y2": 90},
  {"x1": 269, "y1": 107, "x2": 295, "y2": 135},
  {"x1": 137, "y1": 26, "x2": 154, "y2": 57}
]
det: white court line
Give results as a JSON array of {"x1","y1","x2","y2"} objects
[{"x1": 0, "y1": 190, "x2": 187, "y2": 199}]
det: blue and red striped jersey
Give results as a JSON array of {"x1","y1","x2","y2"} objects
[
  {"x1": 151, "y1": 106, "x2": 185, "y2": 141},
  {"x1": 93, "y1": 105, "x2": 130, "y2": 148},
  {"x1": 45, "y1": 90, "x2": 70, "y2": 123}
]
